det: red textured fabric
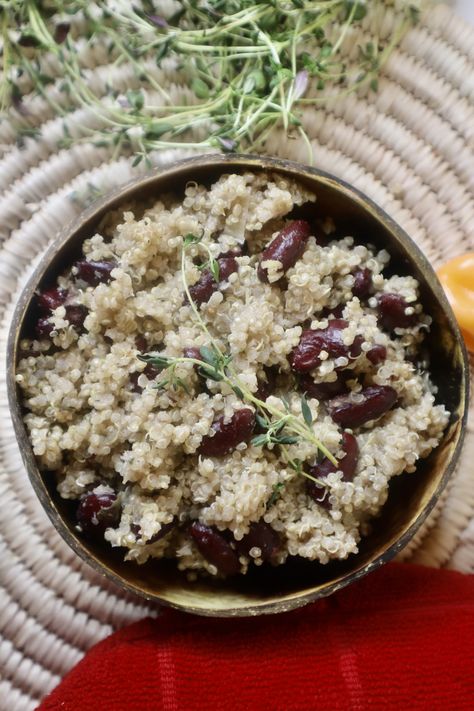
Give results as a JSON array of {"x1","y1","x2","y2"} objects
[{"x1": 39, "y1": 563, "x2": 474, "y2": 711}]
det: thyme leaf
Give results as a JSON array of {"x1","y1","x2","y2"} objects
[
  {"x1": 251, "y1": 434, "x2": 269, "y2": 447},
  {"x1": 232, "y1": 384, "x2": 245, "y2": 399},
  {"x1": 137, "y1": 353, "x2": 170, "y2": 369},
  {"x1": 209, "y1": 257, "x2": 220, "y2": 283},
  {"x1": 276, "y1": 435, "x2": 300, "y2": 445},
  {"x1": 267, "y1": 482, "x2": 284, "y2": 509},
  {"x1": 183, "y1": 233, "x2": 202, "y2": 247},
  {"x1": 301, "y1": 394, "x2": 313, "y2": 427}
]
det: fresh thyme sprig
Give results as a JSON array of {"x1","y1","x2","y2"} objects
[
  {"x1": 141, "y1": 344, "x2": 331, "y2": 485},
  {"x1": 1, "y1": 1, "x2": 421, "y2": 158},
  {"x1": 138, "y1": 231, "x2": 337, "y2": 490}
]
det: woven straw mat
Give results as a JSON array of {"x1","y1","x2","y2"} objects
[{"x1": 1, "y1": 4, "x2": 473, "y2": 709}]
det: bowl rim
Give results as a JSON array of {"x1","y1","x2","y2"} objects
[{"x1": 7, "y1": 152, "x2": 470, "y2": 616}]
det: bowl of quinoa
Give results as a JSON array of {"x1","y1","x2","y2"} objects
[{"x1": 8, "y1": 154, "x2": 468, "y2": 616}]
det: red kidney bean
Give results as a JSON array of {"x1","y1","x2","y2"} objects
[
  {"x1": 366, "y1": 344, "x2": 387, "y2": 365},
  {"x1": 308, "y1": 432, "x2": 359, "y2": 483},
  {"x1": 377, "y1": 293, "x2": 418, "y2": 330},
  {"x1": 217, "y1": 256, "x2": 239, "y2": 281},
  {"x1": 257, "y1": 220, "x2": 311, "y2": 282},
  {"x1": 65, "y1": 304, "x2": 88, "y2": 331},
  {"x1": 35, "y1": 304, "x2": 87, "y2": 337},
  {"x1": 190, "y1": 522, "x2": 240, "y2": 575},
  {"x1": 290, "y1": 319, "x2": 362, "y2": 373},
  {"x1": 350, "y1": 336, "x2": 363, "y2": 358},
  {"x1": 35, "y1": 317, "x2": 54, "y2": 338},
  {"x1": 336, "y1": 432, "x2": 359, "y2": 480},
  {"x1": 235, "y1": 521, "x2": 280, "y2": 562},
  {"x1": 189, "y1": 256, "x2": 238, "y2": 306},
  {"x1": 198, "y1": 409, "x2": 255, "y2": 457},
  {"x1": 255, "y1": 366, "x2": 278, "y2": 401},
  {"x1": 35, "y1": 288, "x2": 70, "y2": 338},
  {"x1": 74, "y1": 259, "x2": 117, "y2": 286},
  {"x1": 76, "y1": 490, "x2": 120, "y2": 535},
  {"x1": 327, "y1": 385, "x2": 398, "y2": 428},
  {"x1": 352, "y1": 268, "x2": 373, "y2": 298},
  {"x1": 298, "y1": 371, "x2": 352, "y2": 401},
  {"x1": 36, "y1": 287, "x2": 69, "y2": 313},
  {"x1": 306, "y1": 481, "x2": 331, "y2": 509}
]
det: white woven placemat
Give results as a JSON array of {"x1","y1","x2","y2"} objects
[{"x1": 0, "y1": 4, "x2": 473, "y2": 709}]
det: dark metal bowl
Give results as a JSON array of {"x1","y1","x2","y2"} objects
[{"x1": 7, "y1": 154, "x2": 469, "y2": 616}]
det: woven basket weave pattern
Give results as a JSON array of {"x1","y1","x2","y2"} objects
[{"x1": 0, "y1": 5, "x2": 473, "y2": 709}]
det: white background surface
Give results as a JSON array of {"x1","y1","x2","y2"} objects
[{"x1": 452, "y1": 0, "x2": 474, "y2": 24}]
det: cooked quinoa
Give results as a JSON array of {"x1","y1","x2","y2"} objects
[{"x1": 16, "y1": 171, "x2": 449, "y2": 578}]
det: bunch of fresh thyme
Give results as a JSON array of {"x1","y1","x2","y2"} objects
[
  {"x1": 1, "y1": 1, "x2": 421, "y2": 161},
  {"x1": 138, "y1": 232, "x2": 337, "y2": 495}
]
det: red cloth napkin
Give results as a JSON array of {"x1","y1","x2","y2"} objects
[{"x1": 39, "y1": 563, "x2": 474, "y2": 711}]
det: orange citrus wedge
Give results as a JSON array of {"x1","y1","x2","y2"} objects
[{"x1": 437, "y1": 253, "x2": 474, "y2": 353}]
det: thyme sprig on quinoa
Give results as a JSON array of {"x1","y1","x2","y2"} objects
[
  {"x1": 138, "y1": 231, "x2": 338, "y2": 485},
  {"x1": 1, "y1": 1, "x2": 421, "y2": 159}
]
